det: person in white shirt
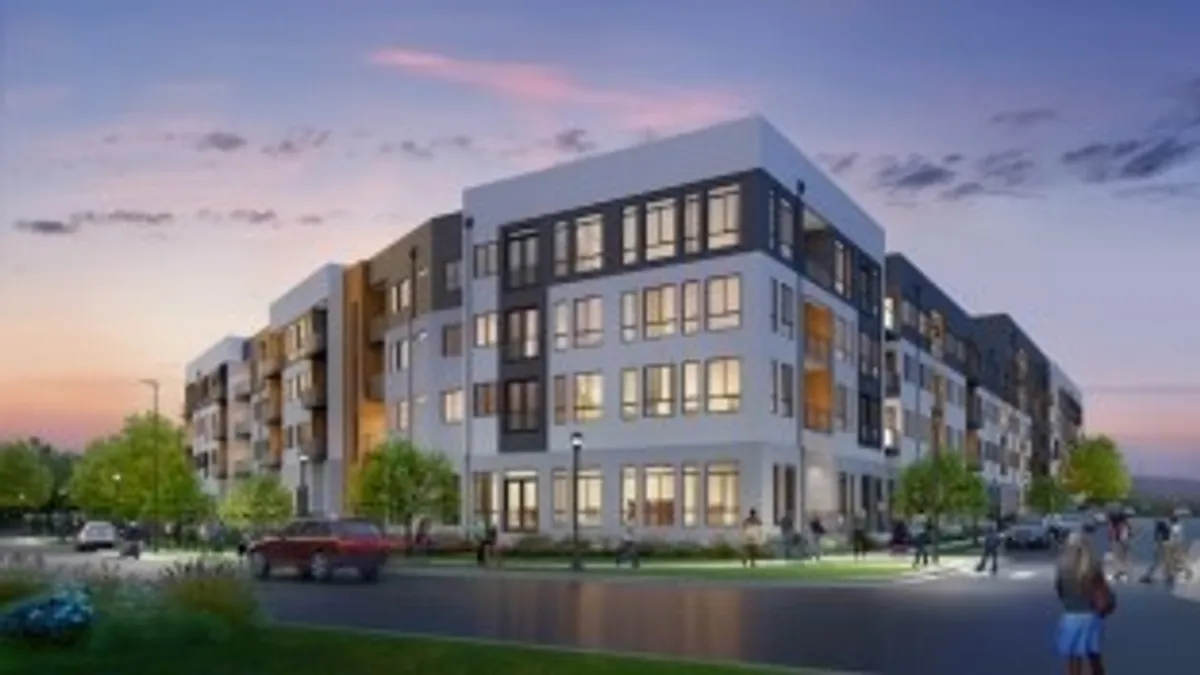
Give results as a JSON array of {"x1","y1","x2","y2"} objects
[{"x1": 742, "y1": 509, "x2": 763, "y2": 568}]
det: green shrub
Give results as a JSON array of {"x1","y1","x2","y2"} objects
[
  {"x1": 69, "y1": 562, "x2": 130, "y2": 611},
  {"x1": 86, "y1": 605, "x2": 233, "y2": 655},
  {"x1": 0, "y1": 552, "x2": 51, "y2": 607},
  {"x1": 156, "y1": 557, "x2": 260, "y2": 629}
]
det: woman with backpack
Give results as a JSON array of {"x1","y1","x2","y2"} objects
[{"x1": 1055, "y1": 531, "x2": 1115, "y2": 675}]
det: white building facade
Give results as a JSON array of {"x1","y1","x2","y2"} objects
[{"x1": 184, "y1": 337, "x2": 251, "y2": 497}]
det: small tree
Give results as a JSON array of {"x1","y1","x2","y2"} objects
[
  {"x1": 218, "y1": 475, "x2": 293, "y2": 534},
  {"x1": 1060, "y1": 434, "x2": 1131, "y2": 505},
  {"x1": 894, "y1": 451, "x2": 972, "y2": 520},
  {"x1": 0, "y1": 440, "x2": 54, "y2": 509},
  {"x1": 350, "y1": 439, "x2": 458, "y2": 536},
  {"x1": 1025, "y1": 474, "x2": 1070, "y2": 515},
  {"x1": 954, "y1": 473, "x2": 991, "y2": 542}
]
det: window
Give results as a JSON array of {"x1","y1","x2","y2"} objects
[
  {"x1": 620, "y1": 368, "x2": 639, "y2": 420},
  {"x1": 643, "y1": 284, "x2": 677, "y2": 339},
  {"x1": 398, "y1": 278, "x2": 412, "y2": 313},
  {"x1": 778, "y1": 362, "x2": 795, "y2": 418},
  {"x1": 553, "y1": 375, "x2": 569, "y2": 425},
  {"x1": 705, "y1": 463, "x2": 740, "y2": 527},
  {"x1": 707, "y1": 185, "x2": 740, "y2": 250},
  {"x1": 833, "y1": 240, "x2": 853, "y2": 299},
  {"x1": 644, "y1": 198, "x2": 676, "y2": 261},
  {"x1": 779, "y1": 282, "x2": 795, "y2": 339},
  {"x1": 620, "y1": 466, "x2": 639, "y2": 525},
  {"x1": 620, "y1": 292, "x2": 638, "y2": 342},
  {"x1": 394, "y1": 399, "x2": 409, "y2": 431},
  {"x1": 442, "y1": 323, "x2": 462, "y2": 357},
  {"x1": 392, "y1": 338, "x2": 409, "y2": 371},
  {"x1": 386, "y1": 285, "x2": 399, "y2": 314},
  {"x1": 682, "y1": 464, "x2": 700, "y2": 526},
  {"x1": 445, "y1": 260, "x2": 462, "y2": 292},
  {"x1": 473, "y1": 312, "x2": 498, "y2": 348},
  {"x1": 884, "y1": 297, "x2": 895, "y2": 331},
  {"x1": 622, "y1": 205, "x2": 639, "y2": 265},
  {"x1": 503, "y1": 472, "x2": 538, "y2": 532},
  {"x1": 777, "y1": 196, "x2": 795, "y2": 260},
  {"x1": 681, "y1": 281, "x2": 700, "y2": 335},
  {"x1": 553, "y1": 221, "x2": 570, "y2": 277},
  {"x1": 706, "y1": 357, "x2": 742, "y2": 413},
  {"x1": 441, "y1": 388, "x2": 464, "y2": 424},
  {"x1": 643, "y1": 364, "x2": 675, "y2": 417},
  {"x1": 772, "y1": 464, "x2": 797, "y2": 524},
  {"x1": 553, "y1": 301, "x2": 570, "y2": 350},
  {"x1": 573, "y1": 296, "x2": 603, "y2": 347},
  {"x1": 574, "y1": 214, "x2": 604, "y2": 272},
  {"x1": 681, "y1": 360, "x2": 701, "y2": 415},
  {"x1": 505, "y1": 308, "x2": 539, "y2": 360},
  {"x1": 473, "y1": 382, "x2": 497, "y2": 417},
  {"x1": 835, "y1": 385, "x2": 851, "y2": 431},
  {"x1": 552, "y1": 469, "x2": 602, "y2": 527},
  {"x1": 706, "y1": 275, "x2": 741, "y2": 330},
  {"x1": 643, "y1": 466, "x2": 676, "y2": 527},
  {"x1": 506, "y1": 230, "x2": 538, "y2": 288},
  {"x1": 683, "y1": 194, "x2": 701, "y2": 253},
  {"x1": 835, "y1": 318, "x2": 855, "y2": 363},
  {"x1": 573, "y1": 372, "x2": 603, "y2": 421},
  {"x1": 504, "y1": 379, "x2": 540, "y2": 432},
  {"x1": 473, "y1": 241, "x2": 498, "y2": 278}
]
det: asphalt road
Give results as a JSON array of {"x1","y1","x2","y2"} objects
[{"x1": 5, "y1": 530, "x2": 1200, "y2": 675}]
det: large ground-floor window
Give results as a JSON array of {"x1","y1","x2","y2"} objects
[
  {"x1": 503, "y1": 472, "x2": 538, "y2": 532},
  {"x1": 643, "y1": 465, "x2": 676, "y2": 527},
  {"x1": 551, "y1": 469, "x2": 603, "y2": 528},
  {"x1": 705, "y1": 462, "x2": 740, "y2": 527}
]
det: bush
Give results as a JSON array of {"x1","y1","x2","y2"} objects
[
  {"x1": 156, "y1": 557, "x2": 260, "y2": 629},
  {"x1": 0, "y1": 552, "x2": 51, "y2": 608},
  {"x1": 86, "y1": 604, "x2": 233, "y2": 655}
]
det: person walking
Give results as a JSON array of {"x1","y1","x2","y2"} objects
[
  {"x1": 615, "y1": 522, "x2": 639, "y2": 568},
  {"x1": 1054, "y1": 531, "x2": 1114, "y2": 675},
  {"x1": 850, "y1": 511, "x2": 868, "y2": 560},
  {"x1": 742, "y1": 509, "x2": 763, "y2": 568},
  {"x1": 808, "y1": 516, "x2": 826, "y2": 561},
  {"x1": 976, "y1": 521, "x2": 1001, "y2": 576},
  {"x1": 1140, "y1": 516, "x2": 1174, "y2": 584},
  {"x1": 1108, "y1": 514, "x2": 1132, "y2": 582},
  {"x1": 912, "y1": 523, "x2": 932, "y2": 569}
]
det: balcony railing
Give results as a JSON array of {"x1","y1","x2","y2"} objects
[
  {"x1": 297, "y1": 330, "x2": 328, "y2": 360},
  {"x1": 803, "y1": 405, "x2": 833, "y2": 433},
  {"x1": 804, "y1": 336, "x2": 832, "y2": 369},
  {"x1": 300, "y1": 386, "x2": 327, "y2": 409}
]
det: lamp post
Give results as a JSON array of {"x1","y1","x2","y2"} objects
[
  {"x1": 112, "y1": 473, "x2": 122, "y2": 520},
  {"x1": 297, "y1": 453, "x2": 310, "y2": 517},
  {"x1": 139, "y1": 378, "x2": 161, "y2": 551},
  {"x1": 570, "y1": 431, "x2": 584, "y2": 572}
]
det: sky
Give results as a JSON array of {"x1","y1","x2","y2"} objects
[{"x1": 1, "y1": 0, "x2": 1199, "y2": 477}]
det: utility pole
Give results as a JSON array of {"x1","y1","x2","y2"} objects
[
  {"x1": 794, "y1": 180, "x2": 808, "y2": 532},
  {"x1": 406, "y1": 246, "x2": 418, "y2": 443},
  {"x1": 140, "y1": 378, "x2": 161, "y2": 552},
  {"x1": 461, "y1": 216, "x2": 475, "y2": 536}
]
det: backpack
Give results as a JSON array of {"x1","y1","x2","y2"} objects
[{"x1": 1154, "y1": 520, "x2": 1171, "y2": 542}]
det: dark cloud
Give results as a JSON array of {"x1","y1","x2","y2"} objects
[
  {"x1": 1061, "y1": 137, "x2": 1199, "y2": 183},
  {"x1": 874, "y1": 155, "x2": 958, "y2": 193},
  {"x1": 195, "y1": 131, "x2": 248, "y2": 152},
  {"x1": 379, "y1": 140, "x2": 434, "y2": 160},
  {"x1": 1113, "y1": 182, "x2": 1200, "y2": 202},
  {"x1": 70, "y1": 209, "x2": 175, "y2": 226},
  {"x1": 975, "y1": 149, "x2": 1038, "y2": 187},
  {"x1": 227, "y1": 208, "x2": 278, "y2": 224},
  {"x1": 989, "y1": 107, "x2": 1060, "y2": 128},
  {"x1": 14, "y1": 219, "x2": 80, "y2": 236},
  {"x1": 297, "y1": 214, "x2": 325, "y2": 225},
  {"x1": 816, "y1": 152, "x2": 859, "y2": 175},
  {"x1": 939, "y1": 182, "x2": 987, "y2": 202},
  {"x1": 549, "y1": 128, "x2": 595, "y2": 155},
  {"x1": 262, "y1": 127, "x2": 332, "y2": 158}
]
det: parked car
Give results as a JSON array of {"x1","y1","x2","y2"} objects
[
  {"x1": 1005, "y1": 516, "x2": 1052, "y2": 549},
  {"x1": 246, "y1": 517, "x2": 389, "y2": 582},
  {"x1": 1045, "y1": 513, "x2": 1086, "y2": 542},
  {"x1": 75, "y1": 521, "x2": 118, "y2": 552}
]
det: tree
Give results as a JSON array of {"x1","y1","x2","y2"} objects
[
  {"x1": 218, "y1": 475, "x2": 293, "y2": 533},
  {"x1": 350, "y1": 439, "x2": 458, "y2": 534},
  {"x1": 68, "y1": 413, "x2": 207, "y2": 523},
  {"x1": 1025, "y1": 474, "x2": 1070, "y2": 515},
  {"x1": 0, "y1": 440, "x2": 54, "y2": 509},
  {"x1": 894, "y1": 451, "x2": 976, "y2": 519},
  {"x1": 1059, "y1": 434, "x2": 1131, "y2": 505}
]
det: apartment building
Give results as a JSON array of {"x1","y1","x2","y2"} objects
[
  {"x1": 184, "y1": 114, "x2": 1083, "y2": 536},
  {"x1": 882, "y1": 254, "x2": 1084, "y2": 516},
  {"x1": 184, "y1": 337, "x2": 252, "y2": 496}
]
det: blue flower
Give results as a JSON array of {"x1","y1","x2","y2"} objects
[{"x1": 0, "y1": 585, "x2": 94, "y2": 645}]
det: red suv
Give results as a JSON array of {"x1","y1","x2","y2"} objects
[{"x1": 247, "y1": 517, "x2": 389, "y2": 582}]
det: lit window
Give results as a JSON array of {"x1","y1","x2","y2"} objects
[
  {"x1": 683, "y1": 194, "x2": 701, "y2": 253},
  {"x1": 644, "y1": 198, "x2": 676, "y2": 261},
  {"x1": 643, "y1": 466, "x2": 676, "y2": 527},
  {"x1": 777, "y1": 196, "x2": 795, "y2": 260},
  {"x1": 705, "y1": 463, "x2": 740, "y2": 527},
  {"x1": 682, "y1": 464, "x2": 700, "y2": 526},
  {"x1": 553, "y1": 221, "x2": 570, "y2": 277},
  {"x1": 681, "y1": 281, "x2": 700, "y2": 335},
  {"x1": 620, "y1": 466, "x2": 639, "y2": 525},
  {"x1": 643, "y1": 285, "x2": 678, "y2": 339},
  {"x1": 573, "y1": 372, "x2": 603, "y2": 422},
  {"x1": 473, "y1": 312, "x2": 498, "y2": 348},
  {"x1": 706, "y1": 357, "x2": 742, "y2": 413},
  {"x1": 553, "y1": 375, "x2": 569, "y2": 425},
  {"x1": 681, "y1": 361, "x2": 701, "y2": 415},
  {"x1": 643, "y1": 364, "x2": 675, "y2": 417},
  {"x1": 620, "y1": 369, "x2": 638, "y2": 421},
  {"x1": 620, "y1": 291, "x2": 638, "y2": 343},
  {"x1": 553, "y1": 301, "x2": 570, "y2": 351},
  {"x1": 504, "y1": 308, "x2": 539, "y2": 361},
  {"x1": 622, "y1": 205, "x2": 639, "y2": 265},
  {"x1": 552, "y1": 469, "x2": 603, "y2": 527},
  {"x1": 705, "y1": 275, "x2": 741, "y2": 331},
  {"x1": 573, "y1": 296, "x2": 603, "y2": 347},
  {"x1": 574, "y1": 214, "x2": 604, "y2": 273},
  {"x1": 706, "y1": 185, "x2": 740, "y2": 250},
  {"x1": 440, "y1": 388, "x2": 463, "y2": 424}
]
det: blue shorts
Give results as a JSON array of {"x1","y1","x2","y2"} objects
[{"x1": 1056, "y1": 612, "x2": 1103, "y2": 658}]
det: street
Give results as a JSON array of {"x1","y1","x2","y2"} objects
[{"x1": 4, "y1": 531, "x2": 1199, "y2": 675}]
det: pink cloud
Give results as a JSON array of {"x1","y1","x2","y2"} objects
[{"x1": 368, "y1": 47, "x2": 747, "y2": 133}]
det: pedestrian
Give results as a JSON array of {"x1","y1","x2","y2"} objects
[
  {"x1": 779, "y1": 511, "x2": 796, "y2": 560},
  {"x1": 850, "y1": 511, "x2": 868, "y2": 560},
  {"x1": 1109, "y1": 515, "x2": 1132, "y2": 582},
  {"x1": 912, "y1": 523, "x2": 931, "y2": 569},
  {"x1": 976, "y1": 521, "x2": 1001, "y2": 576},
  {"x1": 1140, "y1": 516, "x2": 1174, "y2": 584},
  {"x1": 1054, "y1": 531, "x2": 1114, "y2": 675},
  {"x1": 741, "y1": 509, "x2": 763, "y2": 568},
  {"x1": 809, "y1": 516, "x2": 826, "y2": 561},
  {"x1": 1166, "y1": 513, "x2": 1192, "y2": 582},
  {"x1": 615, "y1": 522, "x2": 639, "y2": 568}
]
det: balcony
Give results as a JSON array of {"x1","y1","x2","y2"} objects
[
  {"x1": 298, "y1": 329, "x2": 328, "y2": 360},
  {"x1": 803, "y1": 336, "x2": 832, "y2": 370},
  {"x1": 803, "y1": 404, "x2": 833, "y2": 433},
  {"x1": 367, "y1": 373, "x2": 385, "y2": 401},
  {"x1": 233, "y1": 379, "x2": 252, "y2": 401},
  {"x1": 255, "y1": 394, "x2": 282, "y2": 424},
  {"x1": 233, "y1": 419, "x2": 252, "y2": 439},
  {"x1": 258, "y1": 355, "x2": 283, "y2": 379},
  {"x1": 885, "y1": 371, "x2": 901, "y2": 397},
  {"x1": 300, "y1": 436, "x2": 328, "y2": 462},
  {"x1": 209, "y1": 380, "x2": 228, "y2": 402},
  {"x1": 300, "y1": 386, "x2": 327, "y2": 409}
]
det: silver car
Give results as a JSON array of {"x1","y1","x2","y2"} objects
[{"x1": 75, "y1": 521, "x2": 118, "y2": 552}]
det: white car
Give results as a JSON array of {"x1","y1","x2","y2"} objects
[{"x1": 75, "y1": 521, "x2": 118, "y2": 552}]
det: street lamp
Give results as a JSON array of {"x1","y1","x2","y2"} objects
[
  {"x1": 297, "y1": 453, "x2": 310, "y2": 517},
  {"x1": 112, "y1": 473, "x2": 122, "y2": 520},
  {"x1": 570, "y1": 431, "x2": 584, "y2": 572},
  {"x1": 139, "y1": 378, "x2": 161, "y2": 551}
]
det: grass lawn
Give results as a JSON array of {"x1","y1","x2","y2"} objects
[
  {"x1": 405, "y1": 556, "x2": 922, "y2": 581},
  {"x1": 0, "y1": 625, "x2": 806, "y2": 675}
]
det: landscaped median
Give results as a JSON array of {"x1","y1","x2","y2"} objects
[{"x1": 0, "y1": 551, "x2": 816, "y2": 675}]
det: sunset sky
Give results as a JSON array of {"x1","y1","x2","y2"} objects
[{"x1": 2, "y1": 0, "x2": 1198, "y2": 477}]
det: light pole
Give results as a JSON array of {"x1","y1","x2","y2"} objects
[
  {"x1": 112, "y1": 473, "x2": 122, "y2": 520},
  {"x1": 297, "y1": 453, "x2": 310, "y2": 517},
  {"x1": 570, "y1": 431, "x2": 584, "y2": 571},
  {"x1": 406, "y1": 246, "x2": 418, "y2": 443},
  {"x1": 139, "y1": 378, "x2": 161, "y2": 551}
]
